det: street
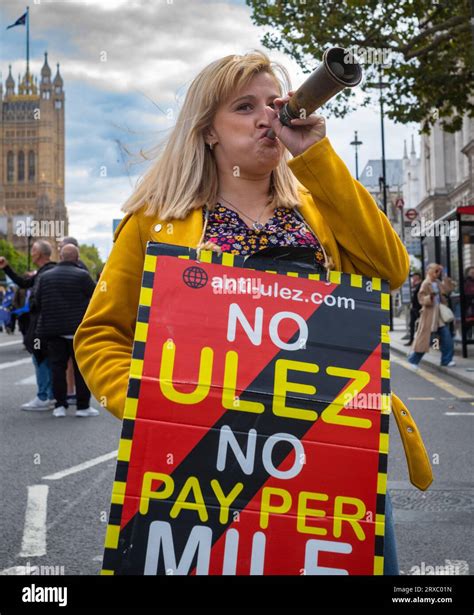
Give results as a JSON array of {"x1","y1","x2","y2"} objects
[{"x1": 0, "y1": 331, "x2": 472, "y2": 576}]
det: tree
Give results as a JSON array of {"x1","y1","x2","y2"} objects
[
  {"x1": 246, "y1": 0, "x2": 472, "y2": 133},
  {"x1": 0, "y1": 239, "x2": 28, "y2": 282},
  {"x1": 79, "y1": 244, "x2": 104, "y2": 280}
]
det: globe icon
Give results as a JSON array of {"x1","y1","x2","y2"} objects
[{"x1": 182, "y1": 266, "x2": 208, "y2": 289}]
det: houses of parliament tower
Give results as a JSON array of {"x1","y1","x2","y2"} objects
[{"x1": 0, "y1": 52, "x2": 68, "y2": 255}]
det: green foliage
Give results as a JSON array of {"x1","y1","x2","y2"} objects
[
  {"x1": 0, "y1": 239, "x2": 28, "y2": 282},
  {"x1": 79, "y1": 243, "x2": 104, "y2": 279},
  {"x1": 246, "y1": 0, "x2": 472, "y2": 133}
]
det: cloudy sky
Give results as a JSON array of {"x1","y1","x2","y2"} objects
[{"x1": 2, "y1": 0, "x2": 418, "y2": 259}]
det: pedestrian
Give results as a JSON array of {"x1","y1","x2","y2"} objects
[
  {"x1": 403, "y1": 272, "x2": 422, "y2": 346},
  {"x1": 35, "y1": 244, "x2": 98, "y2": 418},
  {"x1": 12, "y1": 286, "x2": 31, "y2": 339},
  {"x1": 59, "y1": 236, "x2": 89, "y2": 272},
  {"x1": 408, "y1": 263, "x2": 455, "y2": 369},
  {"x1": 74, "y1": 51, "x2": 432, "y2": 574},
  {"x1": 0, "y1": 242, "x2": 56, "y2": 411},
  {"x1": 464, "y1": 266, "x2": 474, "y2": 338},
  {"x1": 0, "y1": 285, "x2": 4, "y2": 333},
  {"x1": 58, "y1": 236, "x2": 89, "y2": 406},
  {"x1": 0, "y1": 284, "x2": 15, "y2": 333}
]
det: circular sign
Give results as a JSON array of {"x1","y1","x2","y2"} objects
[{"x1": 405, "y1": 208, "x2": 418, "y2": 220}]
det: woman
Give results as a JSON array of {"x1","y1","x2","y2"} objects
[
  {"x1": 464, "y1": 266, "x2": 474, "y2": 338},
  {"x1": 74, "y1": 51, "x2": 425, "y2": 575},
  {"x1": 408, "y1": 263, "x2": 455, "y2": 369}
]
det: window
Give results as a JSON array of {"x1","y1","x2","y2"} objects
[
  {"x1": 28, "y1": 151, "x2": 35, "y2": 182},
  {"x1": 55, "y1": 86, "x2": 61, "y2": 94},
  {"x1": 7, "y1": 151, "x2": 14, "y2": 182},
  {"x1": 55, "y1": 100, "x2": 62, "y2": 109},
  {"x1": 18, "y1": 151, "x2": 25, "y2": 182}
]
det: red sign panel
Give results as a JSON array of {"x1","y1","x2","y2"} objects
[{"x1": 101, "y1": 243, "x2": 391, "y2": 575}]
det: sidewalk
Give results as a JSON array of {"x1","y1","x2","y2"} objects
[{"x1": 390, "y1": 316, "x2": 474, "y2": 390}]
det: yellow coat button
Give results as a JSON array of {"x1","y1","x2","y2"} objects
[{"x1": 153, "y1": 224, "x2": 162, "y2": 232}]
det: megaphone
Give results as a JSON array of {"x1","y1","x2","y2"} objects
[{"x1": 266, "y1": 47, "x2": 362, "y2": 139}]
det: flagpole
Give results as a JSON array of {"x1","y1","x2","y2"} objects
[{"x1": 26, "y1": 6, "x2": 30, "y2": 79}]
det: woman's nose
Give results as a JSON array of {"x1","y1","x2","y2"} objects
[{"x1": 258, "y1": 104, "x2": 276, "y2": 127}]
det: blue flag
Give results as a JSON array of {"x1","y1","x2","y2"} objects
[{"x1": 6, "y1": 12, "x2": 27, "y2": 29}]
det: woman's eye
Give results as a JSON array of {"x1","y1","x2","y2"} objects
[{"x1": 237, "y1": 103, "x2": 252, "y2": 111}]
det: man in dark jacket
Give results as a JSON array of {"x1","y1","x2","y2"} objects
[
  {"x1": 58, "y1": 236, "x2": 89, "y2": 406},
  {"x1": 404, "y1": 272, "x2": 422, "y2": 346},
  {"x1": 0, "y1": 241, "x2": 56, "y2": 411},
  {"x1": 35, "y1": 244, "x2": 98, "y2": 418}
]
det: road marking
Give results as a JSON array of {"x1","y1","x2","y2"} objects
[
  {"x1": 445, "y1": 412, "x2": 474, "y2": 416},
  {"x1": 392, "y1": 356, "x2": 473, "y2": 399},
  {"x1": 0, "y1": 566, "x2": 29, "y2": 575},
  {"x1": 0, "y1": 339, "x2": 23, "y2": 348},
  {"x1": 42, "y1": 450, "x2": 117, "y2": 481},
  {"x1": 407, "y1": 397, "x2": 436, "y2": 400},
  {"x1": 19, "y1": 485, "x2": 48, "y2": 558},
  {"x1": 15, "y1": 374, "x2": 36, "y2": 385},
  {"x1": 0, "y1": 358, "x2": 31, "y2": 370}
]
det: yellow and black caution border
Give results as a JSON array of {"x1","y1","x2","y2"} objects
[{"x1": 101, "y1": 242, "x2": 391, "y2": 575}]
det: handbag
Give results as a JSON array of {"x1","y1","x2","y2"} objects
[{"x1": 439, "y1": 303, "x2": 454, "y2": 324}]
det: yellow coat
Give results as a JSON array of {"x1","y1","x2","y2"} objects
[{"x1": 74, "y1": 136, "x2": 432, "y2": 490}]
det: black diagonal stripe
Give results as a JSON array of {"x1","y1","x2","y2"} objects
[{"x1": 114, "y1": 282, "x2": 388, "y2": 574}]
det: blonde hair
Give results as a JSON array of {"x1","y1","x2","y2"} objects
[
  {"x1": 427, "y1": 263, "x2": 441, "y2": 274},
  {"x1": 122, "y1": 50, "x2": 302, "y2": 220}
]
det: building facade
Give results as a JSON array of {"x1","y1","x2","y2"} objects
[
  {"x1": 0, "y1": 52, "x2": 67, "y2": 258},
  {"x1": 415, "y1": 116, "x2": 474, "y2": 356}
]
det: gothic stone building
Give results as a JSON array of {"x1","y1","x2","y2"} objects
[{"x1": 0, "y1": 52, "x2": 68, "y2": 258}]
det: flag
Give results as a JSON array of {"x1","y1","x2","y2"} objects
[{"x1": 6, "y1": 12, "x2": 27, "y2": 29}]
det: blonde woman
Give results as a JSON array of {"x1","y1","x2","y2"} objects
[
  {"x1": 74, "y1": 51, "x2": 413, "y2": 575},
  {"x1": 408, "y1": 263, "x2": 455, "y2": 369}
]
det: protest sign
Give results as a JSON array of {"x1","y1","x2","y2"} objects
[{"x1": 101, "y1": 242, "x2": 391, "y2": 575}]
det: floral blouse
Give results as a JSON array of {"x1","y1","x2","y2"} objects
[{"x1": 202, "y1": 203, "x2": 326, "y2": 268}]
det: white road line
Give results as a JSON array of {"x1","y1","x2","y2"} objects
[
  {"x1": 19, "y1": 485, "x2": 49, "y2": 558},
  {"x1": 42, "y1": 450, "x2": 117, "y2": 481},
  {"x1": 392, "y1": 356, "x2": 473, "y2": 399},
  {"x1": 15, "y1": 374, "x2": 36, "y2": 385},
  {"x1": 0, "y1": 358, "x2": 31, "y2": 370},
  {"x1": 0, "y1": 339, "x2": 23, "y2": 348},
  {"x1": 407, "y1": 397, "x2": 436, "y2": 400},
  {"x1": 444, "y1": 412, "x2": 474, "y2": 416},
  {"x1": 0, "y1": 566, "x2": 29, "y2": 575}
]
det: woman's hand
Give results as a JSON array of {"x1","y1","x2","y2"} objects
[{"x1": 269, "y1": 91, "x2": 327, "y2": 157}]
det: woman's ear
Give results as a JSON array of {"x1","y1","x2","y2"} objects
[{"x1": 203, "y1": 127, "x2": 217, "y2": 147}]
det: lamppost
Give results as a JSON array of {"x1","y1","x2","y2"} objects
[
  {"x1": 368, "y1": 66, "x2": 390, "y2": 216},
  {"x1": 350, "y1": 131, "x2": 363, "y2": 180},
  {"x1": 368, "y1": 65, "x2": 393, "y2": 328},
  {"x1": 26, "y1": 216, "x2": 33, "y2": 270}
]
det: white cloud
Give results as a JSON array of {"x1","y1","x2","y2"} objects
[{"x1": 2, "y1": 0, "x2": 418, "y2": 258}]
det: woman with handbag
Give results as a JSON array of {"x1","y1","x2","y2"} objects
[{"x1": 408, "y1": 263, "x2": 455, "y2": 369}]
